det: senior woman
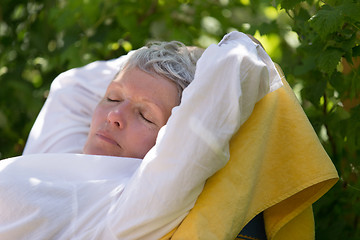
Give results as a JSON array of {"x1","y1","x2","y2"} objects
[{"x1": 0, "y1": 31, "x2": 282, "y2": 239}]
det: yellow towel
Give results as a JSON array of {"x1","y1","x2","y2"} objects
[{"x1": 160, "y1": 64, "x2": 338, "y2": 240}]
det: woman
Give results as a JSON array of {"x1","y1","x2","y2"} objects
[{"x1": 0, "y1": 31, "x2": 282, "y2": 239}]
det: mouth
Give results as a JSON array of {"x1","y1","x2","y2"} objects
[{"x1": 96, "y1": 131, "x2": 121, "y2": 148}]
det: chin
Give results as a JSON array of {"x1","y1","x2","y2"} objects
[{"x1": 83, "y1": 144, "x2": 111, "y2": 157}]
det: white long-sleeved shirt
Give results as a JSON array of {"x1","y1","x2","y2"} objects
[{"x1": 1, "y1": 31, "x2": 282, "y2": 239}]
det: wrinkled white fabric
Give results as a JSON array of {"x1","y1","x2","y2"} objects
[
  {"x1": 0, "y1": 31, "x2": 282, "y2": 239},
  {"x1": 0, "y1": 154, "x2": 140, "y2": 240}
]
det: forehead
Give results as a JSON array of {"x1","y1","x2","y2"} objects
[{"x1": 112, "y1": 67, "x2": 178, "y2": 95}]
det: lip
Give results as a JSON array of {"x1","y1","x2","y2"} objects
[{"x1": 96, "y1": 131, "x2": 121, "y2": 148}]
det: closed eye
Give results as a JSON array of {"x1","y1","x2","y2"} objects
[
  {"x1": 106, "y1": 97, "x2": 121, "y2": 102},
  {"x1": 140, "y1": 112, "x2": 154, "y2": 124}
]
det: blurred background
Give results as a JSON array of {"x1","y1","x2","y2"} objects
[{"x1": 0, "y1": 0, "x2": 359, "y2": 238}]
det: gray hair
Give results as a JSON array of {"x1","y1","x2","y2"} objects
[{"x1": 121, "y1": 41, "x2": 204, "y2": 99}]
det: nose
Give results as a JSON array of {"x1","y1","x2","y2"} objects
[{"x1": 107, "y1": 101, "x2": 130, "y2": 129}]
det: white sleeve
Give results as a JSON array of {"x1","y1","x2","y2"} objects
[
  {"x1": 107, "y1": 31, "x2": 283, "y2": 239},
  {"x1": 22, "y1": 56, "x2": 129, "y2": 154}
]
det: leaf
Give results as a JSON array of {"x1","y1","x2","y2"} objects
[
  {"x1": 294, "y1": 55, "x2": 316, "y2": 75},
  {"x1": 329, "y1": 72, "x2": 346, "y2": 93},
  {"x1": 11, "y1": 4, "x2": 26, "y2": 21},
  {"x1": 309, "y1": 5, "x2": 343, "y2": 39},
  {"x1": 340, "y1": 0, "x2": 360, "y2": 22},
  {"x1": 317, "y1": 48, "x2": 344, "y2": 75},
  {"x1": 279, "y1": 0, "x2": 304, "y2": 10},
  {"x1": 301, "y1": 69, "x2": 327, "y2": 107},
  {"x1": 353, "y1": 46, "x2": 360, "y2": 57},
  {"x1": 258, "y1": 21, "x2": 278, "y2": 35}
]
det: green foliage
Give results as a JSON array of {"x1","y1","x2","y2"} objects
[
  {"x1": 0, "y1": 0, "x2": 359, "y2": 238},
  {"x1": 309, "y1": 4, "x2": 343, "y2": 38},
  {"x1": 278, "y1": 0, "x2": 360, "y2": 238}
]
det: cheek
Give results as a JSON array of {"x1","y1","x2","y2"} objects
[
  {"x1": 142, "y1": 131, "x2": 158, "y2": 147},
  {"x1": 135, "y1": 124, "x2": 157, "y2": 144},
  {"x1": 90, "y1": 105, "x2": 107, "y2": 131},
  {"x1": 130, "y1": 125, "x2": 159, "y2": 156}
]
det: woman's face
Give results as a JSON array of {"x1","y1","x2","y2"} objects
[{"x1": 83, "y1": 67, "x2": 179, "y2": 158}]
